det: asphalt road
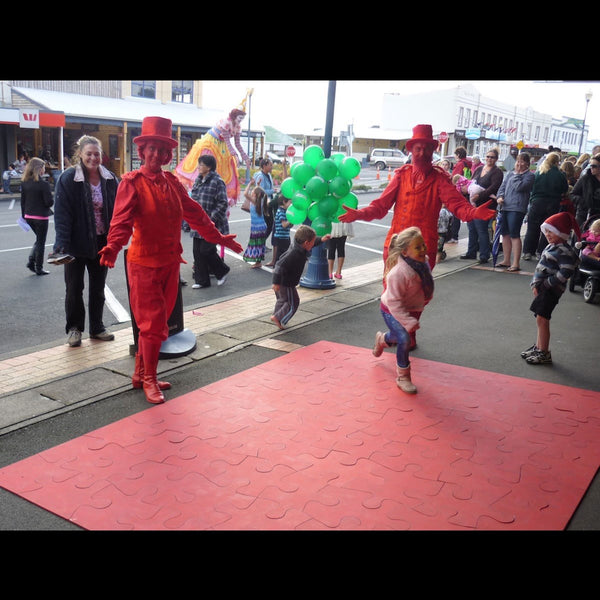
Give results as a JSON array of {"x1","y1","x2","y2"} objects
[{"x1": 0, "y1": 177, "x2": 392, "y2": 357}]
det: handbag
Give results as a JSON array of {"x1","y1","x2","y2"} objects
[{"x1": 241, "y1": 196, "x2": 251, "y2": 212}]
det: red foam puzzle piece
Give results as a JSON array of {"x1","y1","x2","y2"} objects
[{"x1": 1, "y1": 341, "x2": 599, "y2": 530}]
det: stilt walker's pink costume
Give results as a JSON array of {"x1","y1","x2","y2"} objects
[{"x1": 99, "y1": 117, "x2": 242, "y2": 404}]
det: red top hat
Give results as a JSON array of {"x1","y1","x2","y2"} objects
[
  {"x1": 133, "y1": 116, "x2": 178, "y2": 148},
  {"x1": 406, "y1": 124, "x2": 439, "y2": 152},
  {"x1": 541, "y1": 211, "x2": 581, "y2": 241}
]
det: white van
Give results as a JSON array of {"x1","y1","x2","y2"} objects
[{"x1": 368, "y1": 148, "x2": 407, "y2": 170}]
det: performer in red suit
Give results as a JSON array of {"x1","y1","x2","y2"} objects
[
  {"x1": 339, "y1": 124, "x2": 496, "y2": 271},
  {"x1": 99, "y1": 117, "x2": 243, "y2": 404}
]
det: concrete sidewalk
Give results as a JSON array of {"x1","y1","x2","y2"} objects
[{"x1": 0, "y1": 238, "x2": 477, "y2": 436}]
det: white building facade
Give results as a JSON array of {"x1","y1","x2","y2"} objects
[{"x1": 381, "y1": 83, "x2": 590, "y2": 161}]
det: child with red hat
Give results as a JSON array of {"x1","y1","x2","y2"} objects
[{"x1": 521, "y1": 211, "x2": 581, "y2": 365}]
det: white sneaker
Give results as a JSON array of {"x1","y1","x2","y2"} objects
[
  {"x1": 217, "y1": 275, "x2": 227, "y2": 286},
  {"x1": 192, "y1": 283, "x2": 200, "y2": 289},
  {"x1": 67, "y1": 328, "x2": 82, "y2": 347}
]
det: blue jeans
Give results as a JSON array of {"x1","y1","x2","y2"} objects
[
  {"x1": 466, "y1": 218, "x2": 491, "y2": 260},
  {"x1": 499, "y1": 210, "x2": 526, "y2": 238},
  {"x1": 380, "y1": 309, "x2": 411, "y2": 368}
]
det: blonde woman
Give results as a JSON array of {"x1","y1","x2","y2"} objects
[
  {"x1": 21, "y1": 157, "x2": 54, "y2": 275},
  {"x1": 522, "y1": 152, "x2": 568, "y2": 260}
]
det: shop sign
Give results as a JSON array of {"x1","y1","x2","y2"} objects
[{"x1": 20, "y1": 109, "x2": 40, "y2": 129}]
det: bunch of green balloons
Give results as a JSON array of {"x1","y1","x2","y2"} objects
[{"x1": 280, "y1": 145, "x2": 361, "y2": 237}]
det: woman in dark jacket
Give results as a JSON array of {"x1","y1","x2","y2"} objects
[
  {"x1": 52, "y1": 135, "x2": 119, "y2": 347},
  {"x1": 21, "y1": 157, "x2": 54, "y2": 275},
  {"x1": 571, "y1": 153, "x2": 600, "y2": 227},
  {"x1": 461, "y1": 147, "x2": 503, "y2": 263},
  {"x1": 522, "y1": 152, "x2": 568, "y2": 260}
]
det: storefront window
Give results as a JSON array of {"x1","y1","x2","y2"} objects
[
  {"x1": 132, "y1": 81, "x2": 156, "y2": 99},
  {"x1": 172, "y1": 81, "x2": 193, "y2": 103}
]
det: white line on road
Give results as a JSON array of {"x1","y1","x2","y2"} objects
[{"x1": 104, "y1": 285, "x2": 130, "y2": 323}]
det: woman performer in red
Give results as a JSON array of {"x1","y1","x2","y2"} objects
[{"x1": 99, "y1": 117, "x2": 243, "y2": 404}]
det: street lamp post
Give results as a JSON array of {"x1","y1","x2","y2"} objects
[
  {"x1": 578, "y1": 90, "x2": 593, "y2": 155},
  {"x1": 300, "y1": 81, "x2": 337, "y2": 290}
]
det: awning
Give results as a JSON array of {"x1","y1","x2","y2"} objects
[{"x1": 0, "y1": 106, "x2": 65, "y2": 127}]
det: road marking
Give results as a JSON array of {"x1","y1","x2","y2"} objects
[{"x1": 104, "y1": 285, "x2": 130, "y2": 323}]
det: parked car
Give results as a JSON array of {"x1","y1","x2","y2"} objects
[
  {"x1": 266, "y1": 151, "x2": 283, "y2": 164},
  {"x1": 368, "y1": 148, "x2": 407, "y2": 170}
]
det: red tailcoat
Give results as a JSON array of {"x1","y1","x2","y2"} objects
[
  {"x1": 105, "y1": 166, "x2": 228, "y2": 343},
  {"x1": 358, "y1": 165, "x2": 484, "y2": 270},
  {"x1": 107, "y1": 166, "x2": 226, "y2": 267}
]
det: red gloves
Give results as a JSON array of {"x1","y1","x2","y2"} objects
[
  {"x1": 472, "y1": 199, "x2": 496, "y2": 221},
  {"x1": 338, "y1": 205, "x2": 360, "y2": 223},
  {"x1": 98, "y1": 246, "x2": 118, "y2": 268},
  {"x1": 219, "y1": 234, "x2": 243, "y2": 254}
]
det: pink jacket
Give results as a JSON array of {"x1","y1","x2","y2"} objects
[
  {"x1": 582, "y1": 231, "x2": 600, "y2": 257},
  {"x1": 380, "y1": 256, "x2": 430, "y2": 332}
]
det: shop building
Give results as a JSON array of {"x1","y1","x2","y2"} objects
[{"x1": 0, "y1": 80, "x2": 262, "y2": 181}]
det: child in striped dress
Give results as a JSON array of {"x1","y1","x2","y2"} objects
[{"x1": 242, "y1": 181, "x2": 268, "y2": 268}]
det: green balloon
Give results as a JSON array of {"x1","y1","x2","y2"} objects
[
  {"x1": 330, "y1": 152, "x2": 346, "y2": 166},
  {"x1": 286, "y1": 205, "x2": 307, "y2": 225},
  {"x1": 311, "y1": 215, "x2": 332, "y2": 237},
  {"x1": 305, "y1": 175, "x2": 328, "y2": 200},
  {"x1": 331, "y1": 204, "x2": 345, "y2": 222},
  {"x1": 339, "y1": 192, "x2": 359, "y2": 209},
  {"x1": 303, "y1": 145, "x2": 324, "y2": 168},
  {"x1": 292, "y1": 162, "x2": 315, "y2": 187},
  {"x1": 307, "y1": 201, "x2": 321, "y2": 222},
  {"x1": 280, "y1": 177, "x2": 300, "y2": 200},
  {"x1": 316, "y1": 158, "x2": 338, "y2": 181},
  {"x1": 318, "y1": 195, "x2": 338, "y2": 217},
  {"x1": 329, "y1": 175, "x2": 352, "y2": 198},
  {"x1": 292, "y1": 190, "x2": 311, "y2": 211},
  {"x1": 339, "y1": 156, "x2": 361, "y2": 180}
]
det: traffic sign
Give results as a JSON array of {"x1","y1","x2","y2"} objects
[
  {"x1": 439, "y1": 131, "x2": 448, "y2": 144},
  {"x1": 286, "y1": 146, "x2": 296, "y2": 158}
]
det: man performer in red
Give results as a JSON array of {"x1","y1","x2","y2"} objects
[
  {"x1": 339, "y1": 124, "x2": 496, "y2": 271},
  {"x1": 99, "y1": 116, "x2": 243, "y2": 405}
]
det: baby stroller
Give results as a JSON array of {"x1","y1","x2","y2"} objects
[{"x1": 569, "y1": 213, "x2": 600, "y2": 303}]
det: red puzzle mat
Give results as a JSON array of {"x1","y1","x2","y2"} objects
[{"x1": 1, "y1": 341, "x2": 599, "y2": 530}]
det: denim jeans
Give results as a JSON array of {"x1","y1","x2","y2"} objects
[
  {"x1": 466, "y1": 218, "x2": 491, "y2": 260},
  {"x1": 380, "y1": 309, "x2": 411, "y2": 368}
]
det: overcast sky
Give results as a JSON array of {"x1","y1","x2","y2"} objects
[{"x1": 201, "y1": 80, "x2": 600, "y2": 143}]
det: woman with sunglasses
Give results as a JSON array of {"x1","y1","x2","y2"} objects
[
  {"x1": 572, "y1": 153, "x2": 600, "y2": 227},
  {"x1": 461, "y1": 147, "x2": 503, "y2": 263}
]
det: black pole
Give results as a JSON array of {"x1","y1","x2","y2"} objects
[
  {"x1": 300, "y1": 81, "x2": 337, "y2": 289},
  {"x1": 323, "y1": 81, "x2": 336, "y2": 159}
]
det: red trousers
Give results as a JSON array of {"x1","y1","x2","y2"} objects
[{"x1": 127, "y1": 261, "x2": 180, "y2": 346}]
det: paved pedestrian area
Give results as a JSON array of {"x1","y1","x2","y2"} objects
[{"x1": 0, "y1": 238, "x2": 533, "y2": 436}]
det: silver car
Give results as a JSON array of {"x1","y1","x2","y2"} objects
[{"x1": 368, "y1": 148, "x2": 407, "y2": 170}]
